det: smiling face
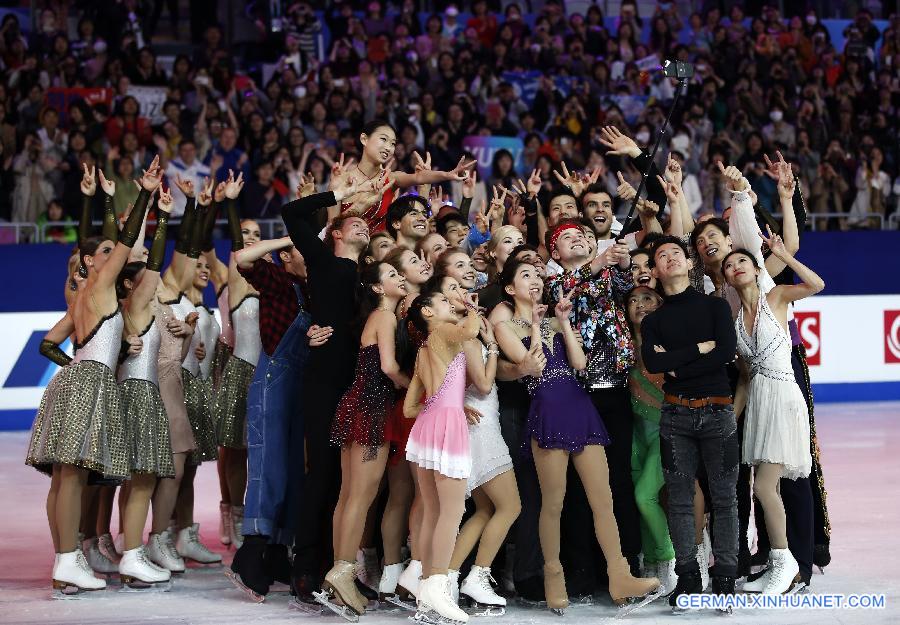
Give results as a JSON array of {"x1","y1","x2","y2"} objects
[
  {"x1": 443, "y1": 251, "x2": 477, "y2": 290},
  {"x1": 471, "y1": 243, "x2": 489, "y2": 272},
  {"x1": 513, "y1": 248, "x2": 547, "y2": 278},
  {"x1": 582, "y1": 191, "x2": 613, "y2": 238},
  {"x1": 548, "y1": 193, "x2": 579, "y2": 228},
  {"x1": 722, "y1": 251, "x2": 759, "y2": 288},
  {"x1": 340, "y1": 216, "x2": 370, "y2": 249},
  {"x1": 241, "y1": 220, "x2": 262, "y2": 246},
  {"x1": 423, "y1": 292, "x2": 457, "y2": 325},
  {"x1": 375, "y1": 262, "x2": 408, "y2": 299},
  {"x1": 399, "y1": 249, "x2": 433, "y2": 285},
  {"x1": 366, "y1": 233, "x2": 396, "y2": 263},
  {"x1": 626, "y1": 286, "x2": 662, "y2": 328},
  {"x1": 396, "y1": 206, "x2": 429, "y2": 242},
  {"x1": 193, "y1": 258, "x2": 211, "y2": 289},
  {"x1": 420, "y1": 233, "x2": 449, "y2": 264},
  {"x1": 630, "y1": 251, "x2": 655, "y2": 288},
  {"x1": 438, "y1": 275, "x2": 466, "y2": 312},
  {"x1": 551, "y1": 227, "x2": 589, "y2": 265},
  {"x1": 582, "y1": 227, "x2": 597, "y2": 258},
  {"x1": 444, "y1": 220, "x2": 470, "y2": 247},
  {"x1": 506, "y1": 262, "x2": 544, "y2": 303},
  {"x1": 361, "y1": 125, "x2": 397, "y2": 165},
  {"x1": 693, "y1": 222, "x2": 732, "y2": 267},
  {"x1": 652, "y1": 242, "x2": 692, "y2": 282},
  {"x1": 489, "y1": 227, "x2": 525, "y2": 269}
]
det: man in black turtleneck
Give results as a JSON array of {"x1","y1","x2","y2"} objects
[{"x1": 639, "y1": 235, "x2": 739, "y2": 606}]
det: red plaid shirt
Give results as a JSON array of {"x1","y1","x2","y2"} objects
[{"x1": 238, "y1": 259, "x2": 304, "y2": 356}]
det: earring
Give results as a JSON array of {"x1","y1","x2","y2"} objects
[{"x1": 78, "y1": 264, "x2": 88, "y2": 278}]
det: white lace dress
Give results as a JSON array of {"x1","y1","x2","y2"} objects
[
  {"x1": 464, "y1": 344, "x2": 512, "y2": 497},
  {"x1": 736, "y1": 293, "x2": 812, "y2": 480}
]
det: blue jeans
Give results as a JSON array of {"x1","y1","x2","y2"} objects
[
  {"x1": 243, "y1": 311, "x2": 311, "y2": 543},
  {"x1": 660, "y1": 402, "x2": 739, "y2": 577}
]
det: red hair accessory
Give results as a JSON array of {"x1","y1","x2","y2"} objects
[{"x1": 549, "y1": 223, "x2": 582, "y2": 253}]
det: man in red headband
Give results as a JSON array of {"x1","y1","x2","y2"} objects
[{"x1": 545, "y1": 219, "x2": 643, "y2": 587}]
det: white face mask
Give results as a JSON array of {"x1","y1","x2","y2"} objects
[
  {"x1": 770, "y1": 110, "x2": 783, "y2": 122},
  {"x1": 635, "y1": 131, "x2": 650, "y2": 143},
  {"x1": 671, "y1": 134, "x2": 690, "y2": 153}
]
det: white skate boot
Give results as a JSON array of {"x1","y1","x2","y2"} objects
[
  {"x1": 52, "y1": 549, "x2": 106, "y2": 596},
  {"x1": 742, "y1": 553, "x2": 773, "y2": 592},
  {"x1": 398, "y1": 559, "x2": 422, "y2": 599},
  {"x1": 655, "y1": 559, "x2": 678, "y2": 596},
  {"x1": 97, "y1": 533, "x2": 121, "y2": 564},
  {"x1": 230, "y1": 505, "x2": 244, "y2": 549},
  {"x1": 176, "y1": 523, "x2": 222, "y2": 564},
  {"x1": 696, "y1": 529, "x2": 711, "y2": 591},
  {"x1": 119, "y1": 546, "x2": 172, "y2": 588},
  {"x1": 460, "y1": 565, "x2": 506, "y2": 616},
  {"x1": 420, "y1": 574, "x2": 469, "y2": 624},
  {"x1": 83, "y1": 536, "x2": 119, "y2": 576},
  {"x1": 762, "y1": 549, "x2": 800, "y2": 595},
  {"x1": 379, "y1": 562, "x2": 415, "y2": 610},
  {"x1": 219, "y1": 502, "x2": 232, "y2": 545},
  {"x1": 448, "y1": 569, "x2": 460, "y2": 605},
  {"x1": 148, "y1": 531, "x2": 185, "y2": 573},
  {"x1": 356, "y1": 547, "x2": 381, "y2": 591}
]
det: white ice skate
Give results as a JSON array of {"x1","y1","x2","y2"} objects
[
  {"x1": 379, "y1": 562, "x2": 416, "y2": 611},
  {"x1": 696, "y1": 529, "x2": 711, "y2": 591},
  {"x1": 119, "y1": 546, "x2": 173, "y2": 590},
  {"x1": 176, "y1": 523, "x2": 223, "y2": 564},
  {"x1": 460, "y1": 566, "x2": 506, "y2": 616},
  {"x1": 390, "y1": 558, "x2": 422, "y2": 611},
  {"x1": 52, "y1": 549, "x2": 106, "y2": 597},
  {"x1": 762, "y1": 549, "x2": 801, "y2": 595},
  {"x1": 742, "y1": 553, "x2": 773, "y2": 593},
  {"x1": 655, "y1": 559, "x2": 678, "y2": 596},
  {"x1": 218, "y1": 502, "x2": 232, "y2": 545},
  {"x1": 97, "y1": 534, "x2": 121, "y2": 566},
  {"x1": 356, "y1": 547, "x2": 381, "y2": 591},
  {"x1": 147, "y1": 531, "x2": 185, "y2": 573},
  {"x1": 419, "y1": 574, "x2": 469, "y2": 624},
  {"x1": 448, "y1": 569, "x2": 460, "y2": 605},
  {"x1": 83, "y1": 536, "x2": 119, "y2": 576}
]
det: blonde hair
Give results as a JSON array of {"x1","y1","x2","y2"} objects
[{"x1": 485, "y1": 225, "x2": 524, "y2": 279}]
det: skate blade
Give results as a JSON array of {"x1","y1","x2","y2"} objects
[
  {"x1": 118, "y1": 579, "x2": 173, "y2": 593},
  {"x1": 514, "y1": 597, "x2": 547, "y2": 609},
  {"x1": 616, "y1": 588, "x2": 665, "y2": 618},
  {"x1": 51, "y1": 585, "x2": 107, "y2": 599},
  {"x1": 385, "y1": 594, "x2": 418, "y2": 612},
  {"x1": 410, "y1": 609, "x2": 438, "y2": 624},
  {"x1": 223, "y1": 569, "x2": 265, "y2": 603},
  {"x1": 786, "y1": 582, "x2": 808, "y2": 596},
  {"x1": 466, "y1": 602, "x2": 506, "y2": 617},
  {"x1": 288, "y1": 597, "x2": 329, "y2": 616},
  {"x1": 816, "y1": 566, "x2": 825, "y2": 575},
  {"x1": 313, "y1": 590, "x2": 361, "y2": 622}
]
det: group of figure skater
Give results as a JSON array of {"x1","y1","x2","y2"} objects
[{"x1": 25, "y1": 119, "x2": 831, "y2": 622}]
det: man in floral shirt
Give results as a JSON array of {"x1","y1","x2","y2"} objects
[{"x1": 545, "y1": 219, "x2": 642, "y2": 585}]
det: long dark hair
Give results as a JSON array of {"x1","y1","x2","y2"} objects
[
  {"x1": 498, "y1": 258, "x2": 544, "y2": 304},
  {"x1": 407, "y1": 284, "x2": 443, "y2": 336},
  {"x1": 116, "y1": 261, "x2": 146, "y2": 300},
  {"x1": 353, "y1": 261, "x2": 390, "y2": 337},
  {"x1": 720, "y1": 248, "x2": 760, "y2": 279}
]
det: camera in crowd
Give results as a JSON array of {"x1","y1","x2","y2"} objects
[{"x1": 662, "y1": 59, "x2": 694, "y2": 79}]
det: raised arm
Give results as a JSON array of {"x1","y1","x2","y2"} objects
[
  {"x1": 98, "y1": 170, "x2": 118, "y2": 244},
  {"x1": 77, "y1": 163, "x2": 96, "y2": 247},
  {"x1": 764, "y1": 227, "x2": 825, "y2": 307},
  {"x1": 392, "y1": 155, "x2": 475, "y2": 189},
  {"x1": 462, "y1": 318, "x2": 498, "y2": 394},
  {"x1": 764, "y1": 153, "x2": 799, "y2": 276},
  {"x1": 131, "y1": 185, "x2": 173, "y2": 311},
  {"x1": 164, "y1": 174, "x2": 200, "y2": 291},
  {"x1": 432, "y1": 306, "x2": 481, "y2": 345},
  {"x1": 553, "y1": 290, "x2": 586, "y2": 371},
  {"x1": 236, "y1": 236, "x2": 292, "y2": 269}
]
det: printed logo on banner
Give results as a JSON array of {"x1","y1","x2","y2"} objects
[
  {"x1": 885, "y1": 310, "x2": 900, "y2": 364},
  {"x1": 795, "y1": 311, "x2": 821, "y2": 366}
]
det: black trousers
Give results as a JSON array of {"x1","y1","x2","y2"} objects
[{"x1": 291, "y1": 370, "x2": 349, "y2": 582}]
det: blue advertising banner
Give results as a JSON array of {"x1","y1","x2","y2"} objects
[{"x1": 461, "y1": 135, "x2": 525, "y2": 181}]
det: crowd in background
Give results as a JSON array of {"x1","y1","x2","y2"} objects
[{"x1": 1, "y1": 0, "x2": 899, "y2": 241}]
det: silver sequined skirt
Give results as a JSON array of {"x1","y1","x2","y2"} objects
[
  {"x1": 25, "y1": 361, "x2": 130, "y2": 479},
  {"x1": 211, "y1": 340, "x2": 232, "y2": 395},
  {"x1": 214, "y1": 354, "x2": 254, "y2": 449},
  {"x1": 120, "y1": 378, "x2": 175, "y2": 478},
  {"x1": 183, "y1": 370, "x2": 218, "y2": 464}
]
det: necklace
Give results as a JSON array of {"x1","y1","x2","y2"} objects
[{"x1": 355, "y1": 162, "x2": 380, "y2": 181}]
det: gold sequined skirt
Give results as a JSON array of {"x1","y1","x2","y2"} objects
[
  {"x1": 214, "y1": 354, "x2": 254, "y2": 449},
  {"x1": 120, "y1": 378, "x2": 175, "y2": 478},
  {"x1": 211, "y1": 340, "x2": 233, "y2": 395},
  {"x1": 25, "y1": 361, "x2": 130, "y2": 479},
  {"x1": 183, "y1": 370, "x2": 218, "y2": 464}
]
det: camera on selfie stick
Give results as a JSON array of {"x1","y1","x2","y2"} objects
[{"x1": 616, "y1": 60, "x2": 693, "y2": 242}]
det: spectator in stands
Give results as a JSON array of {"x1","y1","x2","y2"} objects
[{"x1": 37, "y1": 198, "x2": 77, "y2": 244}]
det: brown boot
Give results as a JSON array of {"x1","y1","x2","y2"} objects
[
  {"x1": 543, "y1": 561, "x2": 569, "y2": 614},
  {"x1": 607, "y1": 556, "x2": 660, "y2": 605}
]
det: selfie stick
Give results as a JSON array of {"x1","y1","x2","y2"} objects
[{"x1": 616, "y1": 65, "x2": 690, "y2": 242}]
